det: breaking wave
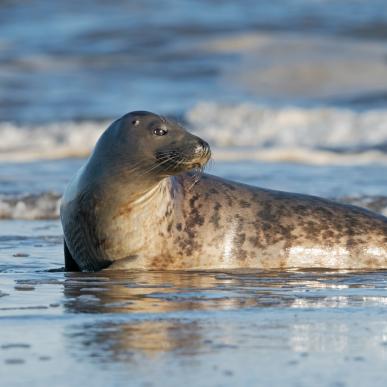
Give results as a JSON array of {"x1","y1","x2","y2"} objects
[
  {"x1": 0, "y1": 121, "x2": 107, "y2": 162},
  {"x1": 2, "y1": 103, "x2": 387, "y2": 165},
  {"x1": 186, "y1": 102, "x2": 387, "y2": 164},
  {"x1": 187, "y1": 102, "x2": 387, "y2": 149},
  {"x1": 0, "y1": 193, "x2": 61, "y2": 220}
]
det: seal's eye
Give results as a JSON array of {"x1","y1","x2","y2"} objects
[
  {"x1": 153, "y1": 128, "x2": 168, "y2": 136},
  {"x1": 132, "y1": 120, "x2": 140, "y2": 126}
]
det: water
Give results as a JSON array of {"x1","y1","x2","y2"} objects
[
  {"x1": 1, "y1": 0, "x2": 387, "y2": 386},
  {"x1": 1, "y1": 253, "x2": 387, "y2": 386},
  {"x1": 2, "y1": 0, "x2": 387, "y2": 123}
]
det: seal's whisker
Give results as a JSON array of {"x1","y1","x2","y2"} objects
[
  {"x1": 140, "y1": 153, "x2": 182, "y2": 177},
  {"x1": 141, "y1": 160, "x2": 173, "y2": 176},
  {"x1": 112, "y1": 159, "x2": 154, "y2": 179},
  {"x1": 117, "y1": 158, "x2": 168, "y2": 179},
  {"x1": 135, "y1": 143, "x2": 211, "y2": 180},
  {"x1": 206, "y1": 158, "x2": 215, "y2": 171},
  {"x1": 125, "y1": 161, "x2": 168, "y2": 178},
  {"x1": 188, "y1": 164, "x2": 205, "y2": 190},
  {"x1": 128, "y1": 147, "x2": 210, "y2": 181},
  {"x1": 124, "y1": 160, "x2": 152, "y2": 174}
]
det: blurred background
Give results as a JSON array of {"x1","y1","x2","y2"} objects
[
  {"x1": 1, "y1": 0, "x2": 387, "y2": 216},
  {"x1": 2, "y1": 0, "x2": 387, "y2": 122}
]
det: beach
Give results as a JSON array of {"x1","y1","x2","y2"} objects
[{"x1": 1, "y1": 0, "x2": 387, "y2": 385}]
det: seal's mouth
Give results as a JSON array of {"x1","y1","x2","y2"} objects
[{"x1": 155, "y1": 142, "x2": 211, "y2": 175}]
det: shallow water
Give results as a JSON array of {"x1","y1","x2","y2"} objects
[{"x1": 1, "y1": 240, "x2": 387, "y2": 387}]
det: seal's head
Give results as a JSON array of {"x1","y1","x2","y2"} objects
[{"x1": 95, "y1": 111, "x2": 211, "y2": 179}]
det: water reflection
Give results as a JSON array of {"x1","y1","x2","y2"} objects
[
  {"x1": 65, "y1": 319, "x2": 208, "y2": 363},
  {"x1": 63, "y1": 270, "x2": 253, "y2": 314},
  {"x1": 62, "y1": 269, "x2": 387, "y2": 314},
  {"x1": 60, "y1": 270, "x2": 387, "y2": 363}
]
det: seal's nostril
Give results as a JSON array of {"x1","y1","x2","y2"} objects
[
  {"x1": 198, "y1": 139, "x2": 205, "y2": 147},
  {"x1": 195, "y1": 139, "x2": 210, "y2": 155}
]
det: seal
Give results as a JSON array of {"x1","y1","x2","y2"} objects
[{"x1": 60, "y1": 111, "x2": 387, "y2": 271}]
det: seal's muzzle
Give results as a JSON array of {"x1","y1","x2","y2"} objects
[{"x1": 155, "y1": 137, "x2": 211, "y2": 174}]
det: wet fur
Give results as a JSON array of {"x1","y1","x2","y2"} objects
[{"x1": 61, "y1": 111, "x2": 387, "y2": 271}]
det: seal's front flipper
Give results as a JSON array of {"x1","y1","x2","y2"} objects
[
  {"x1": 64, "y1": 240, "x2": 81, "y2": 272},
  {"x1": 102, "y1": 255, "x2": 138, "y2": 271}
]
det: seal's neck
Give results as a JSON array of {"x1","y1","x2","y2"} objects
[
  {"x1": 121, "y1": 177, "x2": 173, "y2": 209},
  {"x1": 78, "y1": 175, "x2": 176, "y2": 265},
  {"x1": 81, "y1": 153, "x2": 167, "y2": 205},
  {"x1": 103, "y1": 175, "x2": 172, "y2": 208},
  {"x1": 83, "y1": 165, "x2": 176, "y2": 220}
]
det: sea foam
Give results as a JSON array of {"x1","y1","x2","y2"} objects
[{"x1": 1, "y1": 103, "x2": 387, "y2": 165}]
